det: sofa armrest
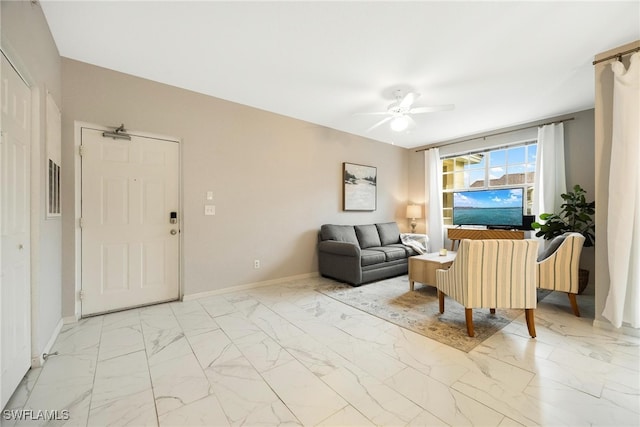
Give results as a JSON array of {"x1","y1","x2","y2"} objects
[{"x1": 318, "y1": 240, "x2": 361, "y2": 257}]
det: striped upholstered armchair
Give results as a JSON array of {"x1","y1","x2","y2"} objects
[
  {"x1": 536, "y1": 232, "x2": 585, "y2": 317},
  {"x1": 436, "y1": 239, "x2": 539, "y2": 338}
]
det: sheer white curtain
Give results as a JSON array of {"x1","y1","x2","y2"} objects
[
  {"x1": 533, "y1": 123, "x2": 566, "y2": 218},
  {"x1": 424, "y1": 148, "x2": 443, "y2": 251},
  {"x1": 603, "y1": 53, "x2": 640, "y2": 328}
]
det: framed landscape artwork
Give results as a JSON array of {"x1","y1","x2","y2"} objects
[{"x1": 343, "y1": 162, "x2": 377, "y2": 211}]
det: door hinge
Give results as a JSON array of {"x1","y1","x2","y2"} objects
[
  {"x1": 79, "y1": 290, "x2": 85, "y2": 301},
  {"x1": 79, "y1": 218, "x2": 84, "y2": 228},
  {"x1": 79, "y1": 145, "x2": 84, "y2": 156}
]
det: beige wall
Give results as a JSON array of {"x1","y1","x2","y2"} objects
[
  {"x1": 594, "y1": 41, "x2": 640, "y2": 327},
  {"x1": 1, "y1": 1, "x2": 62, "y2": 356},
  {"x1": 408, "y1": 108, "x2": 596, "y2": 289},
  {"x1": 563, "y1": 109, "x2": 596, "y2": 293},
  {"x1": 407, "y1": 150, "x2": 426, "y2": 233},
  {"x1": 61, "y1": 59, "x2": 409, "y2": 314}
]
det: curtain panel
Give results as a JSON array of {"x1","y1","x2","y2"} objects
[
  {"x1": 533, "y1": 123, "x2": 566, "y2": 218},
  {"x1": 424, "y1": 148, "x2": 444, "y2": 251},
  {"x1": 603, "y1": 52, "x2": 640, "y2": 328}
]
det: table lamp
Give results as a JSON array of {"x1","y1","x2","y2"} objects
[{"x1": 406, "y1": 205, "x2": 422, "y2": 233}]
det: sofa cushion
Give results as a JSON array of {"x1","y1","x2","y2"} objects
[
  {"x1": 355, "y1": 224, "x2": 382, "y2": 249},
  {"x1": 537, "y1": 234, "x2": 567, "y2": 262},
  {"x1": 376, "y1": 222, "x2": 401, "y2": 246},
  {"x1": 360, "y1": 249, "x2": 386, "y2": 266},
  {"x1": 368, "y1": 246, "x2": 407, "y2": 262},
  {"x1": 388, "y1": 243, "x2": 418, "y2": 257},
  {"x1": 321, "y1": 224, "x2": 359, "y2": 245}
]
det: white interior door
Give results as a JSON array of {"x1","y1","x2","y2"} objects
[
  {"x1": 1, "y1": 55, "x2": 31, "y2": 409},
  {"x1": 81, "y1": 128, "x2": 179, "y2": 316}
]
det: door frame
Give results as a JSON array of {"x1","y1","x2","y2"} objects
[{"x1": 73, "y1": 121, "x2": 183, "y2": 319}]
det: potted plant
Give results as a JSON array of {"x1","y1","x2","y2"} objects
[{"x1": 531, "y1": 184, "x2": 595, "y2": 293}]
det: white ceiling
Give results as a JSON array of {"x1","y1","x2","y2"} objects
[{"x1": 40, "y1": 1, "x2": 640, "y2": 149}]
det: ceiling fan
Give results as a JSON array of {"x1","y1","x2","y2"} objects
[{"x1": 359, "y1": 90, "x2": 454, "y2": 133}]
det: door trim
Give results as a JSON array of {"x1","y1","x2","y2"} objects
[{"x1": 73, "y1": 121, "x2": 183, "y2": 319}]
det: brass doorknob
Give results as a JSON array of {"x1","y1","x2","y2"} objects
[{"x1": 170, "y1": 229, "x2": 178, "y2": 235}]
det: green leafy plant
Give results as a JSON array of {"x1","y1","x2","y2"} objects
[{"x1": 531, "y1": 184, "x2": 595, "y2": 247}]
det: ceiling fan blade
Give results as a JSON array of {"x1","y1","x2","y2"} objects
[
  {"x1": 399, "y1": 92, "x2": 419, "y2": 109},
  {"x1": 409, "y1": 104, "x2": 455, "y2": 114},
  {"x1": 366, "y1": 116, "x2": 393, "y2": 132}
]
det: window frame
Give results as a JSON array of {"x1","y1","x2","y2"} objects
[{"x1": 441, "y1": 140, "x2": 537, "y2": 226}]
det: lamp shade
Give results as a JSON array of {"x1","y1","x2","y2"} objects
[{"x1": 406, "y1": 204, "x2": 422, "y2": 219}]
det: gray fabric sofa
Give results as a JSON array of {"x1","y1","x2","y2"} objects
[{"x1": 318, "y1": 222, "x2": 418, "y2": 286}]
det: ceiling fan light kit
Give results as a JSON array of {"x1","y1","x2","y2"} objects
[
  {"x1": 361, "y1": 89, "x2": 454, "y2": 133},
  {"x1": 390, "y1": 115, "x2": 410, "y2": 132}
]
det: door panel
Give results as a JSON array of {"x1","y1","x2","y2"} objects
[
  {"x1": 81, "y1": 128, "x2": 179, "y2": 315},
  {"x1": 102, "y1": 243, "x2": 129, "y2": 291},
  {"x1": 103, "y1": 177, "x2": 129, "y2": 224},
  {"x1": 142, "y1": 240, "x2": 166, "y2": 287},
  {"x1": 142, "y1": 179, "x2": 164, "y2": 224},
  {"x1": 1, "y1": 55, "x2": 31, "y2": 409}
]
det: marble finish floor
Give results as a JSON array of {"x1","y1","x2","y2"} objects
[{"x1": 4, "y1": 276, "x2": 639, "y2": 426}]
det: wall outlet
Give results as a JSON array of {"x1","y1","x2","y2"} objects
[
  {"x1": 204, "y1": 205, "x2": 215, "y2": 216},
  {"x1": 254, "y1": 259, "x2": 260, "y2": 269}
]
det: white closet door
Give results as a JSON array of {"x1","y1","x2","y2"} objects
[{"x1": 1, "y1": 55, "x2": 32, "y2": 409}]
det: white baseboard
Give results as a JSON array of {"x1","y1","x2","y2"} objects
[
  {"x1": 31, "y1": 318, "x2": 64, "y2": 368},
  {"x1": 63, "y1": 314, "x2": 79, "y2": 325},
  {"x1": 593, "y1": 319, "x2": 640, "y2": 338},
  {"x1": 183, "y1": 272, "x2": 319, "y2": 301}
]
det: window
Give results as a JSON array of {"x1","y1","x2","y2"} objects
[
  {"x1": 48, "y1": 159, "x2": 61, "y2": 215},
  {"x1": 442, "y1": 142, "x2": 537, "y2": 225}
]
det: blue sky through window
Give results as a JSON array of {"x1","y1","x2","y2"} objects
[{"x1": 454, "y1": 188, "x2": 523, "y2": 208}]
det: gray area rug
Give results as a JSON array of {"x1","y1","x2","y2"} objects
[{"x1": 316, "y1": 275, "x2": 547, "y2": 352}]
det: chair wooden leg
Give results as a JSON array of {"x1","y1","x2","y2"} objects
[
  {"x1": 438, "y1": 290, "x2": 445, "y2": 314},
  {"x1": 525, "y1": 308, "x2": 536, "y2": 338},
  {"x1": 465, "y1": 308, "x2": 474, "y2": 337},
  {"x1": 568, "y1": 293, "x2": 580, "y2": 317},
  {"x1": 490, "y1": 308, "x2": 496, "y2": 314}
]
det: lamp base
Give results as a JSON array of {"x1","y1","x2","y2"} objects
[{"x1": 410, "y1": 221, "x2": 417, "y2": 233}]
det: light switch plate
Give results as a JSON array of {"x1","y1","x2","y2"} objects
[
  {"x1": 204, "y1": 205, "x2": 215, "y2": 216},
  {"x1": 206, "y1": 191, "x2": 214, "y2": 200}
]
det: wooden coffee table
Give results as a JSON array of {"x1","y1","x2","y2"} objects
[{"x1": 408, "y1": 252, "x2": 456, "y2": 291}]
